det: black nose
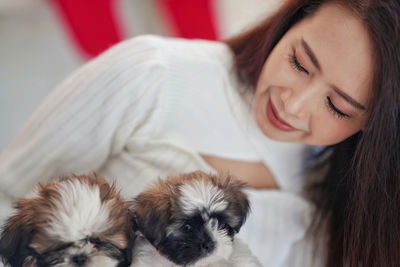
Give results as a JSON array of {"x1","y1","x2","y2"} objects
[
  {"x1": 201, "y1": 241, "x2": 215, "y2": 253},
  {"x1": 72, "y1": 254, "x2": 88, "y2": 265}
]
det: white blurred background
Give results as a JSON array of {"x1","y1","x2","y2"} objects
[{"x1": 0, "y1": 0, "x2": 282, "y2": 148}]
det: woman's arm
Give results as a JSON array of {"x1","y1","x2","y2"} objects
[{"x1": 0, "y1": 35, "x2": 167, "y2": 223}]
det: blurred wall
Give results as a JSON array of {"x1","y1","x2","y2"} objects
[{"x1": 0, "y1": 0, "x2": 281, "y2": 148}]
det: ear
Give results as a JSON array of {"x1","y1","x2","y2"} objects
[
  {"x1": 122, "y1": 210, "x2": 137, "y2": 265},
  {"x1": 0, "y1": 213, "x2": 35, "y2": 267},
  {"x1": 132, "y1": 193, "x2": 172, "y2": 248},
  {"x1": 222, "y1": 176, "x2": 250, "y2": 233},
  {"x1": 232, "y1": 191, "x2": 250, "y2": 233}
]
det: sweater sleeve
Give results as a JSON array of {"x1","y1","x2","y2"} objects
[{"x1": 0, "y1": 35, "x2": 167, "y2": 223}]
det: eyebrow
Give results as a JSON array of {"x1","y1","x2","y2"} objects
[
  {"x1": 332, "y1": 86, "x2": 366, "y2": 110},
  {"x1": 301, "y1": 38, "x2": 366, "y2": 111},
  {"x1": 301, "y1": 39, "x2": 321, "y2": 71}
]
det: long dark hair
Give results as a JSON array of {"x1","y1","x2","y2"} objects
[{"x1": 225, "y1": 0, "x2": 400, "y2": 266}]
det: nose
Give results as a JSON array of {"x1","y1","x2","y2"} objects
[
  {"x1": 72, "y1": 254, "x2": 88, "y2": 266},
  {"x1": 281, "y1": 83, "x2": 319, "y2": 118}
]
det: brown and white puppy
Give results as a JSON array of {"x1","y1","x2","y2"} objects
[
  {"x1": 132, "y1": 171, "x2": 260, "y2": 267},
  {"x1": 0, "y1": 174, "x2": 135, "y2": 267}
]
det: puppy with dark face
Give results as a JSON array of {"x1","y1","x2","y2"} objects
[
  {"x1": 0, "y1": 174, "x2": 135, "y2": 267},
  {"x1": 132, "y1": 171, "x2": 260, "y2": 267}
]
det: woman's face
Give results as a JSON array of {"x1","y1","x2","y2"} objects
[{"x1": 254, "y1": 3, "x2": 374, "y2": 146}]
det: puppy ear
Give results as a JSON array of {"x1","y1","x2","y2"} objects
[
  {"x1": 132, "y1": 187, "x2": 174, "y2": 248},
  {"x1": 0, "y1": 211, "x2": 35, "y2": 266},
  {"x1": 232, "y1": 190, "x2": 250, "y2": 233},
  {"x1": 120, "y1": 210, "x2": 137, "y2": 265},
  {"x1": 221, "y1": 175, "x2": 250, "y2": 233}
]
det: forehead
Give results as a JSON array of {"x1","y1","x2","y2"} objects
[
  {"x1": 286, "y1": 3, "x2": 374, "y2": 106},
  {"x1": 178, "y1": 179, "x2": 227, "y2": 215}
]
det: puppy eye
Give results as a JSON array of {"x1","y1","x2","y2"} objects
[
  {"x1": 182, "y1": 224, "x2": 192, "y2": 232},
  {"x1": 89, "y1": 237, "x2": 103, "y2": 248},
  {"x1": 218, "y1": 222, "x2": 235, "y2": 235},
  {"x1": 218, "y1": 222, "x2": 229, "y2": 231}
]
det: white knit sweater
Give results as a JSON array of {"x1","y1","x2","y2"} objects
[{"x1": 0, "y1": 35, "x2": 326, "y2": 266}]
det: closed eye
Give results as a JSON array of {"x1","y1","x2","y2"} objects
[
  {"x1": 89, "y1": 237, "x2": 125, "y2": 258},
  {"x1": 46, "y1": 257, "x2": 64, "y2": 265},
  {"x1": 326, "y1": 96, "x2": 350, "y2": 119},
  {"x1": 289, "y1": 49, "x2": 309, "y2": 75},
  {"x1": 210, "y1": 213, "x2": 233, "y2": 232}
]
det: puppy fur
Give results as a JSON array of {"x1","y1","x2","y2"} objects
[
  {"x1": 132, "y1": 171, "x2": 259, "y2": 267},
  {"x1": 0, "y1": 174, "x2": 135, "y2": 267}
]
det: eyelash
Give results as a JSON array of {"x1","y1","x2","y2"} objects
[
  {"x1": 326, "y1": 96, "x2": 350, "y2": 119},
  {"x1": 289, "y1": 50, "x2": 309, "y2": 75},
  {"x1": 289, "y1": 50, "x2": 350, "y2": 120}
]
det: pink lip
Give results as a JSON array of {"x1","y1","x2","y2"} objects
[{"x1": 266, "y1": 100, "x2": 298, "y2": 132}]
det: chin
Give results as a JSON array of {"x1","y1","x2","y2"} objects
[
  {"x1": 0, "y1": 174, "x2": 135, "y2": 267},
  {"x1": 132, "y1": 171, "x2": 261, "y2": 267}
]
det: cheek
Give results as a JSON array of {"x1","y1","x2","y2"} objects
[
  {"x1": 256, "y1": 51, "x2": 293, "y2": 94},
  {"x1": 310, "y1": 117, "x2": 361, "y2": 145},
  {"x1": 255, "y1": 66, "x2": 270, "y2": 97}
]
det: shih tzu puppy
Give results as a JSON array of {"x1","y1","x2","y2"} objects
[
  {"x1": 0, "y1": 171, "x2": 261, "y2": 267},
  {"x1": 131, "y1": 171, "x2": 261, "y2": 267},
  {"x1": 0, "y1": 174, "x2": 135, "y2": 267}
]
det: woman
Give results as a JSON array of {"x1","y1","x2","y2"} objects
[
  {"x1": 0, "y1": 0, "x2": 399, "y2": 266},
  {"x1": 227, "y1": 0, "x2": 400, "y2": 266}
]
